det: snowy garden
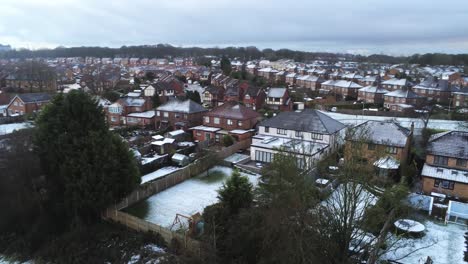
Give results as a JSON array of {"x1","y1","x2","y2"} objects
[{"x1": 125, "y1": 166, "x2": 260, "y2": 228}]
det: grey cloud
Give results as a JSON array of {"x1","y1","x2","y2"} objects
[{"x1": 1, "y1": 0, "x2": 468, "y2": 55}]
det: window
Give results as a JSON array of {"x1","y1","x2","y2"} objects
[
  {"x1": 111, "y1": 116, "x2": 117, "y2": 122},
  {"x1": 265, "y1": 126, "x2": 270, "y2": 133},
  {"x1": 434, "y1": 155, "x2": 448, "y2": 166},
  {"x1": 163, "y1": 112, "x2": 169, "y2": 118},
  {"x1": 156, "y1": 111, "x2": 160, "y2": 116},
  {"x1": 227, "y1": 119, "x2": 233, "y2": 125},
  {"x1": 295, "y1": 131, "x2": 302, "y2": 137},
  {"x1": 214, "y1": 117, "x2": 220, "y2": 124},
  {"x1": 238, "y1": 121, "x2": 243, "y2": 127},
  {"x1": 368, "y1": 143, "x2": 376, "y2": 150},
  {"x1": 175, "y1": 113, "x2": 180, "y2": 119},
  {"x1": 14, "y1": 101, "x2": 18, "y2": 106},
  {"x1": 255, "y1": 150, "x2": 273, "y2": 163},
  {"x1": 311, "y1": 133, "x2": 323, "y2": 140},
  {"x1": 386, "y1": 146, "x2": 397, "y2": 154},
  {"x1": 277, "y1": 128, "x2": 286, "y2": 135},
  {"x1": 127, "y1": 117, "x2": 138, "y2": 123},
  {"x1": 434, "y1": 179, "x2": 455, "y2": 190},
  {"x1": 456, "y1": 159, "x2": 467, "y2": 167},
  {"x1": 204, "y1": 116, "x2": 210, "y2": 123}
]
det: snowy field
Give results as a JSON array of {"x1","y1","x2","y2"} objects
[
  {"x1": 0, "y1": 122, "x2": 32, "y2": 135},
  {"x1": 382, "y1": 220, "x2": 467, "y2": 264},
  {"x1": 321, "y1": 111, "x2": 467, "y2": 133},
  {"x1": 126, "y1": 166, "x2": 260, "y2": 228}
]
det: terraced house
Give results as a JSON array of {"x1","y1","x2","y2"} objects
[{"x1": 421, "y1": 131, "x2": 468, "y2": 200}]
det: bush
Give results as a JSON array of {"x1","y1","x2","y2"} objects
[{"x1": 222, "y1": 135, "x2": 234, "y2": 147}]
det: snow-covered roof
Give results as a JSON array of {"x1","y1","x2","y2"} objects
[
  {"x1": 151, "y1": 138, "x2": 176, "y2": 146},
  {"x1": 156, "y1": 99, "x2": 207, "y2": 114},
  {"x1": 229, "y1": 129, "x2": 250, "y2": 134},
  {"x1": 349, "y1": 120, "x2": 411, "y2": 147},
  {"x1": 384, "y1": 89, "x2": 422, "y2": 99},
  {"x1": 127, "y1": 110, "x2": 155, "y2": 118},
  {"x1": 168, "y1": 129, "x2": 186, "y2": 136},
  {"x1": 422, "y1": 163, "x2": 468, "y2": 183},
  {"x1": 334, "y1": 80, "x2": 363, "y2": 89},
  {"x1": 359, "y1": 85, "x2": 389, "y2": 94},
  {"x1": 373, "y1": 156, "x2": 400, "y2": 169},
  {"x1": 190, "y1": 125, "x2": 221, "y2": 132},
  {"x1": 267, "y1": 87, "x2": 287, "y2": 98},
  {"x1": 382, "y1": 78, "x2": 408, "y2": 86}
]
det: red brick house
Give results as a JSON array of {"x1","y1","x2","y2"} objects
[
  {"x1": 412, "y1": 77, "x2": 456, "y2": 105},
  {"x1": 453, "y1": 88, "x2": 468, "y2": 108},
  {"x1": 191, "y1": 102, "x2": 260, "y2": 143},
  {"x1": 265, "y1": 88, "x2": 293, "y2": 111},
  {"x1": 242, "y1": 86, "x2": 266, "y2": 111},
  {"x1": 106, "y1": 97, "x2": 152, "y2": 126},
  {"x1": 126, "y1": 110, "x2": 156, "y2": 127},
  {"x1": 202, "y1": 86, "x2": 225, "y2": 107},
  {"x1": 384, "y1": 88, "x2": 426, "y2": 111},
  {"x1": 7, "y1": 93, "x2": 52, "y2": 116},
  {"x1": 155, "y1": 99, "x2": 207, "y2": 131}
]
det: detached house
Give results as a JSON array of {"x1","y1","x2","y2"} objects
[
  {"x1": 251, "y1": 109, "x2": 345, "y2": 168},
  {"x1": 421, "y1": 131, "x2": 468, "y2": 200},
  {"x1": 345, "y1": 121, "x2": 413, "y2": 179},
  {"x1": 155, "y1": 99, "x2": 207, "y2": 131},
  {"x1": 7, "y1": 93, "x2": 52, "y2": 116},
  {"x1": 191, "y1": 102, "x2": 260, "y2": 143},
  {"x1": 265, "y1": 88, "x2": 292, "y2": 111}
]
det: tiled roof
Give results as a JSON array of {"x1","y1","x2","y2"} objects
[
  {"x1": 422, "y1": 163, "x2": 468, "y2": 183},
  {"x1": 205, "y1": 102, "x2": 259, "y2": 120},
  {"x1": 17, "y1": 93, "x2": 52, "y2": 103},
  {"x1": 157, "y1": 99, "x2": 207, "y2": 114},
  {"x1": 349, "y1": 120, "x2": 411, "y2": 147},
  {"x1": 267, "y1": 88, "x2": 287, "y2": 98},
  {"x1": 259, "y1": 109, "x2": 345, "y2": 134},
  {"x1": 427, "y1": 131, "x2": 468, "y2": 159}
]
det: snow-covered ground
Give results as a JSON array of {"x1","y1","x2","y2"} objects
[
  {"x1": 382, "y1": 220, "x2": 467, "y2": 264},
  {"x1": 140, "y1": 166, "x2": 181, "y2": 185},
  {"x1": 0, "y1": 122, "x2": 32, "y2": 135},
  {"x1": 321, "y1": 111, "x2": 467, "y2": 133},
  {"x1": 127, "y1": 166, "x2": 260, "y2": 228}
]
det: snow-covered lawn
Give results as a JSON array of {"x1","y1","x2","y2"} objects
[
  {"x1": 0, "y1": 122, "x2": 32, "y2": 135},
  {"x1": 126, "y1": 166, "x2": 260, "y2": 228},
  {"x1": 140, "y1": 166, "x2": 180, "y2": 185},
  {"x1": 382, "y1": 220, "x2": 467, "y2": 264}
]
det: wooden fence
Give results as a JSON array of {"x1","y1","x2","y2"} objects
[
  {"x1": 103, "y1": 208, "x2": 202, "y2": 255},
  {"x1": 103, "y1": 139, "x2": 252, "y2": 255}
]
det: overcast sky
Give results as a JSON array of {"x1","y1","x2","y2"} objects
[{"x1": 1, "y1": 0, "x2": 468, "y2": 55}]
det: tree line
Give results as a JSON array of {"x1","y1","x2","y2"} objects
[{"x1": 2, "y1": 44, "x2": 467, "y2": 66}]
